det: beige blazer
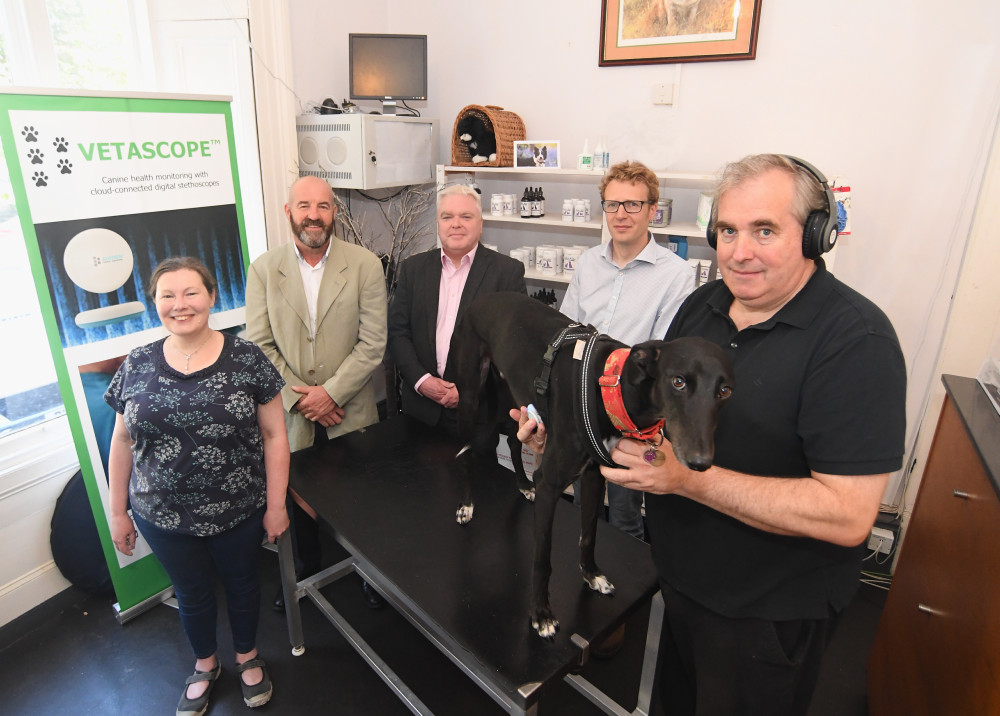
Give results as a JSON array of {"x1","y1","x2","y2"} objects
[{"x1": 246, "y1": 240, "x2": 387, "y2": 451}]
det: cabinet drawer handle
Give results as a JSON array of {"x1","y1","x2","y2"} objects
[
  {"x1": 952, "y1": 490, "x2": 969, "y2": 499},
  {"x1": 917, "y1": 604, "x2": 941, "y2": 615}
]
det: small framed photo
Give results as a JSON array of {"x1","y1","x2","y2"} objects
[{"x1": 514, "y1": 140, "x2": 560, "y2": 169}]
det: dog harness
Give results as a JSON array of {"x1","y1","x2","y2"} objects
[
  {"x1": 533, "y1": 322, "x2": 595, "y2": 423},
  {"x1": 533, "y1": 325, "x2": 667, "y2": 469}
]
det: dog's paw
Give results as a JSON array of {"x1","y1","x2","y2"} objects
[
  {"x1": 488, "y1": 153, "x2": 497, "y2": 162},
  {"x1": 585, "y1": 573, "x2": 616, "y2": 595},
  {"x1": 459, "y1": 133, "x2": 472, "y2": 141},
  {"x1": 519, "y1": 488, "x2": 535, "y2": 502},
  {"x1": 530, "y1": 609, "x2": 559, "y2": 639},
  {"x1": 472, "y1": 155, "x2": 487, "y2": 163},
  {"x1": 455, "y1": 503, "x2": 475, "y2": 524}
]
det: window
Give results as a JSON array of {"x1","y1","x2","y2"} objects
[
  {"x1": 0, "y1": 0, "x2": 150, "y2": 439},
  {"x1": 47, "y1": 0, "x2": 138, "y2": 90},
  {"x1": 0, "y1": 143, "x2": 65, "y2": 438}
]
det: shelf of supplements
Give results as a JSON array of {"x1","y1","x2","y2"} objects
[
  {"x1": 437, "y1": 164, "x2": 717, "y2": 286},
  {"x1": 441, "y1": 167, "x2": 712, "y2": 238},
  {"x1": 439, "y1": 166, "x2": 603, "y2": 231}
]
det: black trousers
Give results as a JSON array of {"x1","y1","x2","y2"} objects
[{"x1": 655, "y1": 580, "x2": 840, "y2": 716}]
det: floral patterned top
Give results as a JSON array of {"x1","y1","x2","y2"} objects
[{"x1": 105, "y1": 333, "x2": 284, "y2": 536}]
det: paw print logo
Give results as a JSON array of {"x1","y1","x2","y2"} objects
[
  {"x1": 27, "y1": 148, "x2": 44, "y2": 164},
  {"x1": 32, "y1": 171, "x2": 48, "y2": 187},
  {"x1": 21, "y1": 126, "x2": 38, "y2": 142},
  {"x1": 53, "y1": 137, "x2": 69, "y2": 152},
  {"x1": 57, "y1": 159, "x2": 73, "y2": 175}
]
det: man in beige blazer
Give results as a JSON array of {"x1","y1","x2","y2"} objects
[
  {"x1": 246, "y1": 176, "x2": 387, "y2": 451},
  {"x1": 246, "y1": 175, "x2": 387, "y2": 608}
]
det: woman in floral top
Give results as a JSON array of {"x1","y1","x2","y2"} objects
[{"x1": 106, "y1": 257, "x2": 289, "y2": 715}]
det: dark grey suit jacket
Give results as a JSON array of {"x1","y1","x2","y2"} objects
[{"x1": 387, "y1": 245, "x2": 527, "y2": 426}]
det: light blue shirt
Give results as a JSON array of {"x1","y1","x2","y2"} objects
[{"x1": 560, "y1": 236, "x2": 694, "y2": 344}]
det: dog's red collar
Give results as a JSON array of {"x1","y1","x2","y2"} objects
[{"x1": 598, "y1": 348, "x2": 664, "y2": 441}]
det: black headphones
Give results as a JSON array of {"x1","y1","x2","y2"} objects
[{"x1": 706, "y1": 155, "x2": 839, "y2": 260}]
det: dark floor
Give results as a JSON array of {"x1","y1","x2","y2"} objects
[{"x1": 0, "y1": 533, "x2": 887, "y2": 716}]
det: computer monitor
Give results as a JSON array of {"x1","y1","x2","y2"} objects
[{"x1": 349, "y1": 33, "x2": 428, "y2": 115}]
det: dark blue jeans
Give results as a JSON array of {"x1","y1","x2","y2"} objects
[{"x1": 134, "y1": 507, "x2": 265, "y2": 658}]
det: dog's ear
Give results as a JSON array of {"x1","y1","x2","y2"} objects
[{"x1": 627, "y1": 342, "x2": 661, "y2": 383}]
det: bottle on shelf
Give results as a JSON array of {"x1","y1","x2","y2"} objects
[
  {"x1": 577, "y1": 139, "x2": 593, "y2": 171},
  {"x1": 520, "y1": 187, "x2": 531, "y2": 218},
  {"x1": 539, "y1": 186, "x2": 546, "y2": 217},
  {"x1": 593, "y1": 137, "x2": 605, "y2": 171},
  {"x1": 530, "y1": 187, "x2": 542, "y2": 218}
]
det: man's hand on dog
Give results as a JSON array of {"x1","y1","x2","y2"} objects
[
  {"x1": 602, "y1": 438, "x2": 689, "y2": 494},
  {"x1": 419, "y1": 377, "x2": 459, "y2": 408},
  {"x1": 510, "y1": 407, "x2": 547, "y2": 454}
]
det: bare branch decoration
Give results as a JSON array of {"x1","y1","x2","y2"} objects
[{"x1": 332, "y1": 186, "x2": 436, "y2": 304}]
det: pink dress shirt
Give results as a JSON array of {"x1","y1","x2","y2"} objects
[{"x1": 414, "y1": 245, "x2": 478, "y2": 392}]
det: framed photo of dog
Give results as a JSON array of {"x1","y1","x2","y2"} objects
[
  {"x1": 514, "y1": 140, "x2": 561, "y2": 169},
  {"x1": 599, "y1": 0, "x2": 762, "y2": 66}
]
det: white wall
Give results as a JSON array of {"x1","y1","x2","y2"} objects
[
  {"x1": 289, "y1": 0, "x2": 1000, "y2": 513},
  {"x1": 0, "y1": 421, "x2": 76, "y2": 625}
]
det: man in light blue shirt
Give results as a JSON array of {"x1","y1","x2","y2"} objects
[{"x1": 561, "y1": 160, "x2": 694, "y2": 539}]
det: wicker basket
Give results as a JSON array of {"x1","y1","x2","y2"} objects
[{"x1": 450, "y1": 104, "x2": 525, "y2": 167}]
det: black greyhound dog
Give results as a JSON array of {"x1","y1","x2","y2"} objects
[{"x1": 449, "y1": 292, "x2": 734, "y2": 639}]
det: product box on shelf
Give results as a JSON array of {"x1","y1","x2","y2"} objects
[{"x1": 665, "y1": 236, "x2": 688, "y2": 259}]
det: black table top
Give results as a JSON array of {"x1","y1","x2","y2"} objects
[
  {"x1": 288, "y1": 414, "x2": 660, "y2": 709},
  {"x1": 942, "y1": 374, "x2": 1000, "y2": 499}
]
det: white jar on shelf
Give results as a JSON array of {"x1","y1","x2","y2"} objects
[
  {"x1": 536, "y1": 246, "x2": 559, "y2": 275},
  {"x1": 563, "y1": 246, "x2": 583, "y2": 274}
]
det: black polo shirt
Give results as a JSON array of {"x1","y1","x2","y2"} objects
[{"x1": 646, "y1": 259, "x2": 906, "y2": 620}]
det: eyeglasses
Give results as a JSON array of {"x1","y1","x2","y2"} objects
[{"x1": 601, "y1": 200, "x2": 652, "y2": 214}]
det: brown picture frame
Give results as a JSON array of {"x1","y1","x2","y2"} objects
[{"x1": 599, "y1": 0, "x2": 762, "y2": 66}]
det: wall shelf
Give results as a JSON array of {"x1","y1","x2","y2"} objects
[
  {"x1": 483, "y1": 214, "x2": 602, "y2": 231},
  {"x1": 437, "y1": 164, "x2": 716, "y2": 284},
  {"x1": 442, "y1": 165, "x2": 717, "y2": 188}
]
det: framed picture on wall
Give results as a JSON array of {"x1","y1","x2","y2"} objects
[
  {"x1": 514, "y1": 141, "x2": 561, "y2": 169},
  {"x1": 599, "y1": 0, "x2": 762, "y2": 66}
]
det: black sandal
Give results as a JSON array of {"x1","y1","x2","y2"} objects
[
  {"x1": 236, "y1": 657, "x2": 273, "y2": 708},
  {"x1": 176, "y1": 663, "x2": 221, "y2": 716}
]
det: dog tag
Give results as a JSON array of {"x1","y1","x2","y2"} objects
[{"x1": 643, "y1": 448, "x2": 666, "y2": 466}]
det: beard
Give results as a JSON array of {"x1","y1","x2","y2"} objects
[{"x1": 291, "y1": 217, "x2": 332, "y2": 249}]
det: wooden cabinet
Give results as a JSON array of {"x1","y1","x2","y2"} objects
[{"x1": 868, "y1": 375, "x2": 1000, "y2": 715}]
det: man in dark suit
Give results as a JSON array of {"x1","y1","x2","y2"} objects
[{"x1": 388, "y1": 184, "x2": 527, "y2": 431}]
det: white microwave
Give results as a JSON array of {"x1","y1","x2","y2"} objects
[{"x1": 295, "y1": 114, "x2": 439, "y2": 190}]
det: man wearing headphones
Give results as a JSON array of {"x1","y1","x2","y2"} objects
[{"x1": 518, "y1": 154, "x2": 906, "y2": 714}]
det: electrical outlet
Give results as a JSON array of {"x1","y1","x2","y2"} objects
[
  {"x1": 868, "y1": 526, "x2": 894, "y2": 555},
  {"x1": 652, "y1": 82, "x2": 674, "y2": 105}
]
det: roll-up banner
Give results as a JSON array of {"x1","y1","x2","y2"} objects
[{"x1": 0, "y1": 89, "x2": 249, "y2": 621}]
